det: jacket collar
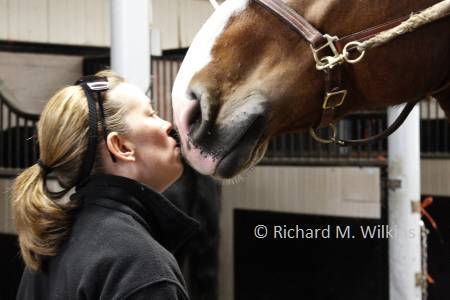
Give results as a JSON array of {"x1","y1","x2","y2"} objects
[{"x1": 73, "y1": 174, "x2": 200, "y2": 253}]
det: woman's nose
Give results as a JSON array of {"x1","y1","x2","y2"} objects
[{"x1": 164, "y1": 120, "x2": 173, "y2": 135}]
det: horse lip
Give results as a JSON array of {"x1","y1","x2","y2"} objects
[
  {"x1": 214, "y1": 115, "x2": 266, "y2": 178},
  {"x1": 188, "y1": 109, "x2": 263, "y2": 157}
]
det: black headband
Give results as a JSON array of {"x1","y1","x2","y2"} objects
[
  {"x1": 75, "y1": 75, "x2": 116, "y2": 185},
  {"x1": 36, "y1": 76, "x2": 116, "y2": 199}
]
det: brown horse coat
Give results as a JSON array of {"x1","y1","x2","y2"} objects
[{"x1": 172, "y1": 0, "x2": 450, "y2": 178}]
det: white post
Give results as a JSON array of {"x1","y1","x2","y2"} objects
[
  {"x1": 111, "y1": 0, "x2": 151, "y2": 92},
  {"x1": 388, "y1": 104, "x2": 422, "y2": 300}
]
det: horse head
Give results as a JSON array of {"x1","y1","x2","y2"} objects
[{"x1": 172, "y1": 0, "x2": 450, "y2": 179}]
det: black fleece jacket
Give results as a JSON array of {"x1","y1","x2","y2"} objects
[{"x1": 16, "y1": 174, "x2": 200, "y2": 300}]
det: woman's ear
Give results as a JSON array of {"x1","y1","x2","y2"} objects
[{"x1": 106, "y1": 132, "x2": 136, "y2": 162}]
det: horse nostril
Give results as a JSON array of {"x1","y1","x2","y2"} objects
[
  {"x1": 185, "y1": 87, "x2": 219, "y2": 144},
  {"x1": 188, "y1": 101, "x2": 201, "y2": 128},
  {"x1": 188, "y1": 89, "x2": 201, "y2": 102}
]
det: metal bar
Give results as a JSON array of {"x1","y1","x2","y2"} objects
[
  {"x1": 367, "y1": 118, "x2": 373, "y2": 159},
  {"x1": 435, "y1": 100, "x2": 440, "y2": 153},
  {"x1": 0, "y1": 96, "x2": 3, "y2": 167},
  {"x1": 169, "y1": 60, "x2": 175, "y2": 122},
  {"x1": 444, "y1": 113, "x2": 448, "y2": 152},
  {"x1": 24, "y1": 120, "x2": 29, "y2": 167},
  {"x1": 156, "y1": 60, "x2": 161, "y2": 116},
  {"x1": 356, "y1": 117, "x2": 362, "y2": 158},
  {"x1": 32, "y1": 121, "x2": 38, "y2": 163},
  {"x1": 7, "y1": 110, "x2": 12, "y2": 168},
  {"x1": 16, "y1": 116, "x2": 20, "y2": 168}
]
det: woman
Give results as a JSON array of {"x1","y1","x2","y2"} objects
[{"x1": 12, "y1": 70, "x2": 199, "y2": 299}]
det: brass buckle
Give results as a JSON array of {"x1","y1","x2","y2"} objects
[
  {"x1": 322, "y1": 90, "x2": 347, "y2": 109},
  {"x1": 310, "y1": 34, "x2": 343, "y2": 70}
]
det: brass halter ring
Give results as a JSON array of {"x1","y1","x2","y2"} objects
[
  {"x1": 309, "y1": 124, "x2": 338, "y2": 144},
  {"x1": 342, "y1": 41, "x2": 366, "y2": 64}
]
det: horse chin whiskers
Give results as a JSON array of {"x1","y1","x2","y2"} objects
[
  {"x1": 218, "y1": 140, "x2": 267, "y2": 184},
  {"x1": 220, "y1": 164, "x2": 255, "y2": 185}
]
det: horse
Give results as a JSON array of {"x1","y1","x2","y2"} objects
[{"x1": 171, "y1": 0, "x2": 450, "y2": 179}]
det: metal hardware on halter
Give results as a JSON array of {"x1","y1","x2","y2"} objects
[
  {"x1": 310, "y1": 34, "x2": 342, "y2": 70},
  {"x1": 323, "y1": 90, "x2": 347, "y2": 109},
  {"x1": 309, "y1": 124, "x2": 341, "y2": 144},
  {"x1": 342, "y1": 41, "x2": 365, "y2": 64},
  {"x1": 311, "y1": 35, "x2": 366, "y2": 70}
]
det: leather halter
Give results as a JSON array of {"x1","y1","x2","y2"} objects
[{"x1": 253, "y1": 0, "x2": 450, "y2": 146}]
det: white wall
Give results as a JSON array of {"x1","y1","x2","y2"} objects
[{"x1": 0, "y1": 0, "x2": 214, "y2": 50}]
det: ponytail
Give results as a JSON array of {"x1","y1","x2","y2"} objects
[
  {"x1": 11, "y1": 70, "x2": 127, "y2": 271},
  {"x1": 12, "y1": 164, "x2": 77, "y2": 271}
]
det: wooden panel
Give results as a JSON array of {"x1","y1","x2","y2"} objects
[
  {"x1": 3, "y1": 0, "x2": 212, "y2": 48},
  {"x1": 0, "y1": 0, "x2": 7, "y2": 39},
  {"x1": 8, "y1": 0, "x2": 48, "y2": 42},
  {"x1": 0, "y1": 52, "x2": 83, "y2": 114},
  {"x1": 152, "y1": 0, "x2": 179, "y2": 49},
  {"x1": 222, "y1": 166, "x2": 381, "y2": 218},
  {"x1": 7, "y1": 0, "x2": 20, "y2": 40},
  {"x1": 84, "y1": 0, "x2": 102, "y2": 45},
  {"x1": 0, "y1": 178, "x2": 15, "y2": 234},
  {"x1": 49, "y1": 0, "x2": 86, "y2": 45},
  {"x1": 48, "y1": 0, "x2": 68, "y2": 44},
  {"x1": 102, "y1": 0, "x2": 111, "y2": 46},
  {"x1": 422, "y1": 159, "x2": 450, "y2": 196},
  {"x1": 179, "y1": 0, "x2": 214, "y2": 48}
]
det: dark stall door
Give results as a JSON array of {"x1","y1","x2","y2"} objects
[{"x1": 0, "y1": 234, "x2": 24, "y2": 300}]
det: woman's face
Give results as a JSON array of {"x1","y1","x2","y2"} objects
[{"x1": 112, "y1": 83, "x2": 183, "y2": 191}]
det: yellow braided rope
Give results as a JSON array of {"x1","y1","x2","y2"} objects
[{"x1": 357, "y1": 0, "x2": 450, "y2": 51}]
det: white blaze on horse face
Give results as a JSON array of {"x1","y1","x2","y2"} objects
[{"x1": 172, "y1": 0, "x2": 250, "y2": 175}]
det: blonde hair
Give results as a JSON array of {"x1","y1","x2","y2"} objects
[{"x1": 12, "y1": 70, "x2": 129, "y2": 271}]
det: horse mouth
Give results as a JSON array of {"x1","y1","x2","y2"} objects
[
  {"x1": 215, "y1": 116, "x2": 267, "y2": 178},
  {"x1": 182, "y1": 113, "x2": 267, "y2": 179}
]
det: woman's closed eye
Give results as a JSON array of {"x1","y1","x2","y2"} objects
[{"x1": 148, "y1": 110, "x2": 159, "y2": 117}]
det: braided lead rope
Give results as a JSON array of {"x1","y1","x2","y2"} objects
[{"x1": 357, "y1": 0, "x2": 450, "y2": 52}]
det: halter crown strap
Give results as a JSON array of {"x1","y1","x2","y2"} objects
[{"x1": 254, "y1": 0, "x2": 324, "y2": 47}]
